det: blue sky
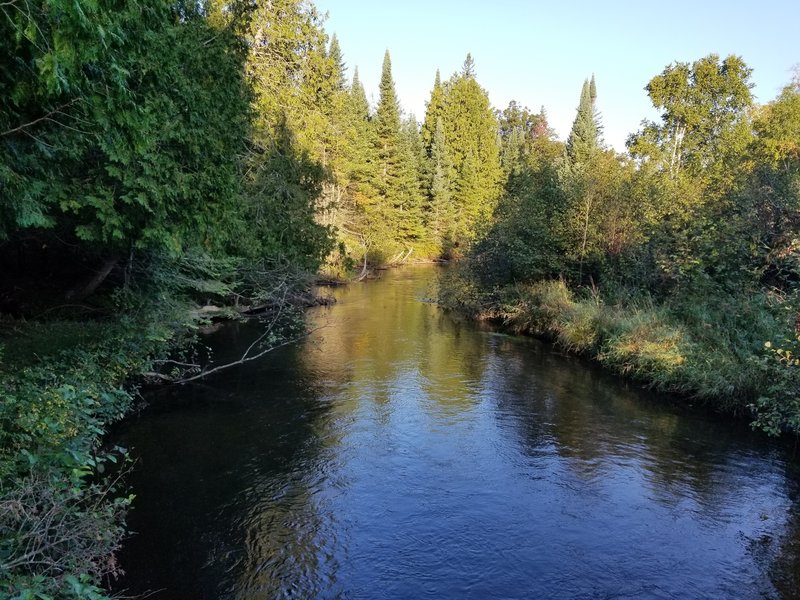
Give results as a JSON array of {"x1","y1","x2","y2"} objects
[{"x1": 314, "y1": 0, "x2": 799, "y2": 151}]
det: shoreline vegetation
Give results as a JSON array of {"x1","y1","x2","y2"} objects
[
  {"x1": 438, "y1": 269, "x2": 795, "y2": 431},
  {"x1": 1, "y1": 0, "x2": 797, "y2": 597}
]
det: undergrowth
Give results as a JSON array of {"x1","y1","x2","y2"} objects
[{"x1": 439, "y1": 265, "x2": 796, "y2": 431}]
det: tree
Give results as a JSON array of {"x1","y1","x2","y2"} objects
[
  {"x1": 627, "y1": 54, "x2": 753, "y2": 181},
  {"x1": 497, "y1": 101, "x2": 552, "y2": 176},
  {"x1": 245, "y1": 0, "x2": 332, "y2": 162},
  {"x1": 242, "y1": 0, "x2": 335, "y2": 267},
  {"x1": 438, "y1": 55, "x2": 503, "y2": 250},
  {"x1": 566, "y1": 78, "x2": 600, "y2": 164},
  {"x1": 0, "y1": 0, "x2": 251, "y2": 256},
  {"x1": 328, "y1": 33, "x2": 347, "y2": 91},
  {"x1": 744, "y1": 82, "x2": 800, "y2": 288},
  {"x1": 623, "y1": 55, "x2": 756, "y2": 290},
  {"x1": 428, "y1": 116, "x2": 452, "y2": 244},
  {"x1": 422, "y1": 70, "x2": 446, "y2": 153},
  {"x1": 349, "y1": 50, "x2": 426, "y2": 261}
]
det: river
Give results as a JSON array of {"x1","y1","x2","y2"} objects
[{"x1": 112, "y1": 265, "x2": 800, "y2": 599}]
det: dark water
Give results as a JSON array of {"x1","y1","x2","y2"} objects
[{"x1": 113, "y1": 266, "x2": 800, "y2": 599}]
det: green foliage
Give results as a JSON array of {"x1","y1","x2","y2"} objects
[
  {"x1": 432, "y1": 56, "x2": 503, "y2": 253},
  {"x1": 451, "y1": 55, "x2": 800, "y2": 436},
  {"x1": 627, "y1": 54, "x2": 753, "y2": 183},
  {"x1": 497, "y1": 101, "x2": 552, "y2": 176},
  {"x1": 0, "y1": 1, "x2": 341, "y2": 596},
  {"x1": 421, "y1": 70, "x2": 445, "y2": 152},
  {"x1": 0, "y1": 310, "x2": 168, "y2": 597},
  {"x1": 1, "y1": 1, "x2": 251, "y2": 254},
  {"x1": 566, "y1": 78, "x2": 600, "y2": 164},
  {"x1": 752, "y1": 333, "x2": 800, "y2": 436}
]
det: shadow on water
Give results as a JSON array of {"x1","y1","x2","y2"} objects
[{"x1": 113, "y1": 265, "x2": 800, "y2": 599}]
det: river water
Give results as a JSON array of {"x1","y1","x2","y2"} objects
[{"x1": 113, "y1": 265, "x2": 800, "y2": 599}]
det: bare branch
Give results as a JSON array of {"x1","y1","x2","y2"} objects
[
  {"x1": 172, "y1": 325, "x2": 326, "y2": 385},
  {"x1": 1, "y1": 99, "x2": 81, "y2": 137}
]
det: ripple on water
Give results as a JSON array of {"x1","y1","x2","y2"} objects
[{"x1": 113, "y1": 267, "x2": 800, "y2": 599}]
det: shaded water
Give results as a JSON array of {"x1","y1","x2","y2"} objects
[{"x1": 114, "y1": 266, "x2": 800, "y2": 599}]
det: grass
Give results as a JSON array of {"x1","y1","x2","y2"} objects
[{"x1": 440, "y1": 269, "x2": 791, "y2": 421}]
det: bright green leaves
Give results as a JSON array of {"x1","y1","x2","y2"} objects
[
  {"x1": 1, "y1": 1, "x2": 251, "y2": 256},
  {"x1": 629, "y1": 54, "x2": 754, "y2": 181},
  {"x1": 753, "y1": 84, "x2": 800, "y2": 168}
]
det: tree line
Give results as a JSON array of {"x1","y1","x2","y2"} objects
[
  {"x1": 457, "y1": 55, "x2": 799, "y2": 436},
  {"x1": 1, "y1": 0, "x2": 799, "y2": 595}
]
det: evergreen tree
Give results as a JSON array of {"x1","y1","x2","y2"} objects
[
  {"x1": 397, "y1": 117, "x2": 427, "y2": 245},
  {"x1": 350, "y1": 67, "x2": 370, "y2": 121},
  {"x1": 429, "y1": 116, "x2": 452, "y2": 243},
  {"x1": 566, "y1": 78, "x2": 600, "y2": 164},
  {"x1": 374, "y1": 50, "x2": 402, "y2": 194},
  {"x1": 462, "y1": 53, "x2": 476, "y2": 77},
  {"x1": 438, "y1": 55, "x2": 503, "y2": 249},
  {"x1": 328, "y1": 33, "x2": 347, "y2": 91},
  {"x1": 343, "y1": 67, "x2": 373, "y2": 193},
  {"x1": 497, "y1": 101, "x2": 552, "y2": 176},
  {"x1": 352, "y1": 50, "x2": 426, "y2": 257},
  {"x1": 422, "y1": 69, "x2": 446, "y2": 153}
]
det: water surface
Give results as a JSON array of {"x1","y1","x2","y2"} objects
[{"x1": 114, "y1": 266, "x2": 800, "y2": 599}]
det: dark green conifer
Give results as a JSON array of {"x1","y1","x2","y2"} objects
[
  {"x1": 328, "y1": 33, "x2": 346, "y2": 91},
  {"x1": 422, "y1": 69, "x2": 446, "y2": 153},
  {"x1": 566, "y1": 78, "x2": 600, "y2": 164},
  {"x1": 350, "y1": 67, "x2": 370, "y2": 121}
]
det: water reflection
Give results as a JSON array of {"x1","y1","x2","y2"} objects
[{"x1": 114, "y1": 266, "x2": 800, "y2": 599}]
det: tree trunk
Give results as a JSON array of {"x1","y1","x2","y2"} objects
[{"x1": 65, "y1": 257, "x2": 118, "y2": 301}]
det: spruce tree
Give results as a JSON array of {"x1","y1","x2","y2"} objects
[
  {"x1": 396, "y1": 117, "x2": 427, "y2": 244},
  {"x1": 566, "y1": 78, "x2": 600, "y2": 164},
  {"x1": 349, "y1": 67, "x2": 370, "y2": 121},
  {"x1": 429, "y1": 116, "x2": 452, "y2": 242},
  {"x1": 328, "y1": 33, "x2": 347, "y2": 91},
  {"x1": 374, "y1": 50, "x2": 402, "y2": 190},
  {"x1": 422, "y1": 69, "x2": 446, "y2": 153},
  {"x1": 355, "y1": 50, "x2": 427, "y2": 254},
  {"x1": 439, "y1": 55, "x2": 503, "y2": 248},
  {"x1": 462, "y1": 53, "x2": 476, "y2": 78}
]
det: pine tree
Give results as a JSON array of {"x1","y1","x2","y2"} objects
[
  {"x1": 429, "y1": 116, "x2": 452, "y2": 242},
  {"x1": 349, "y1": 67, "x2": 370, "y2": 121},
  {"x1": 396, "y1": 116, "x2": 427, "y2": 244},
  {"x1": 462, "y1": 53, "x2": 476, "y2": 77},
  {"x1": 374, "y1": 50, "x2": 402, "y2": 193},
  {"x1": 422, "y1": 70, "x2": 446, "y2": 153},
  {"x1": 566, "y1": 78, "x2": 600, "y2": 164},
  {"x1": 353, "y1": 50, "x2": 427, "y2": 256},
  {"x1": 328, "y1": 33, "x2": 346, "y2": 91},
  {"x1": 438, "y1": 55, "x2": 503, "y2": 248}
]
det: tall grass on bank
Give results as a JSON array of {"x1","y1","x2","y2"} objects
[{"x1": 439, "y1": 266, "x2": 794, "y2": 427}]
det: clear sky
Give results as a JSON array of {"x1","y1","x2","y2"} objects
[{"x1": 314, "y1": 0, "x2": 799, "y2": 151}]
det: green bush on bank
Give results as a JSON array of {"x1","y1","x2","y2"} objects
[
  {"x1": 0, "y1": 251, "x2": 319, "y2": 597},
  {"x1": 0, "y1": 301, "x2": 187, "y2": 597}
]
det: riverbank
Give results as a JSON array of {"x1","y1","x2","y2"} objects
[
  {"x1": 0, "y1": 293, "x2": 197, "y2": 596},
  {"x1": 0, "y1": 269, "x2": 321, "y2": 598},
  {"x1": 438, "y1": 266, "x2": 799, "y2": 435},
  {"x1": 110, "y1": 264, "x2": 800, "y2": 599}
]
